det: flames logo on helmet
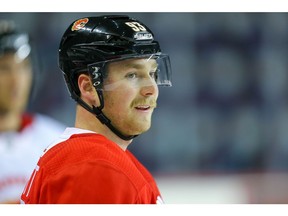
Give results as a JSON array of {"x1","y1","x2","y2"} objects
[{"x1": 71, "y1": 18, "x2": 89, "y2": 31}]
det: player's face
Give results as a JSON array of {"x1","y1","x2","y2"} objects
[
  {"x1": 0, "y1": 53, "x2": 32, "y2": 114},
  {"x1": 102, "y1": 58, "x2": 159, "y2": 136}
]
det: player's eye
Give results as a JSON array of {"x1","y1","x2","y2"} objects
[
  {"x1": 125, "y1": 72, "x2": 137, "y2": 79},
  {"x1": 149, "y1": 72, "x2": 156, "y2": 79},
  {"x1": 150, "y1": 69, "x2": 158, "y2": 81}
]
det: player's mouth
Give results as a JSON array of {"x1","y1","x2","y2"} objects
[{"x1": 135, "y1": 105, "x2": 151, "y2": 111}]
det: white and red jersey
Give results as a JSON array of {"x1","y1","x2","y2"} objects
[
  {"x1": 0, "y1": 113, "x2": 65, "y2": 203},
  {"x1": 21, "y1": 127, "x2": 163, "y2": 204}
]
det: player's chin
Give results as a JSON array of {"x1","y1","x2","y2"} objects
[
  {"x1": 124, "y1": 122, "x2": 151, "y2": 136},
  {"x1": 136, "y1": 122, "x2": 152, "y2": 134}
]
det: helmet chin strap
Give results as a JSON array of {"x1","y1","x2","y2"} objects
[
  {"x1": 72, "y1": 90, "x2": 138, "y2": 141},
  {"x1": 91, "y1": 105, "x2": 138, "y2": 141}
]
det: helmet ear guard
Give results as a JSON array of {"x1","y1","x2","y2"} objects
[{"x1": 88, "y1": 62, "x2": 106, "y2": 90}]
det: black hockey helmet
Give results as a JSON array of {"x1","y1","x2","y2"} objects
[{"x1": 58, "y1": 15, "x2": 172, "y2": 140}]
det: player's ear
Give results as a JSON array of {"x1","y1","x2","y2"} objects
[{"x1": 78, "y1": 73, "x2": 99, "y2": 105}]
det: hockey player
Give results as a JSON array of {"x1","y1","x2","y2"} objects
[
  {"x1": 21, "y1": 15, "x2": 172, "y2": 204},
  {"x1": 0, "y1": 20, "x2": 65, "y2": 203}
]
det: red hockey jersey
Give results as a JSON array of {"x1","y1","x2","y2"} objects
[{"x1": 21, "y1": 128, "x2": 163, "y2": 204}]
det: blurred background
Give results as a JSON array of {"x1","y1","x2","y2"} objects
[{"x1": 2, "y1": 12, "x2": 288, "y2": 203}]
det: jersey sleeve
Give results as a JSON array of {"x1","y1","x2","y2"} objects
[{"x1": 38, "y1": 160, "x2": 139, "y2": 204}]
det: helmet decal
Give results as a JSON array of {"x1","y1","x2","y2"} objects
[
  {"x1": 125, "y1": 22, "x2": 147, "y2": 32},
  {"x1": 133, "y1": 32, "x2": 153, "y2": 41},
  {"x1": 125, "y1": 22, "x2": 153, "y2": 40},
  {"x1": 71, "y1": 18, "x2": 89, "y2": 31}
]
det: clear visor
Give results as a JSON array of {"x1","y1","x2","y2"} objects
[{"x1": 87, "y1": 53, "x2": 172, "y2": 91}]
